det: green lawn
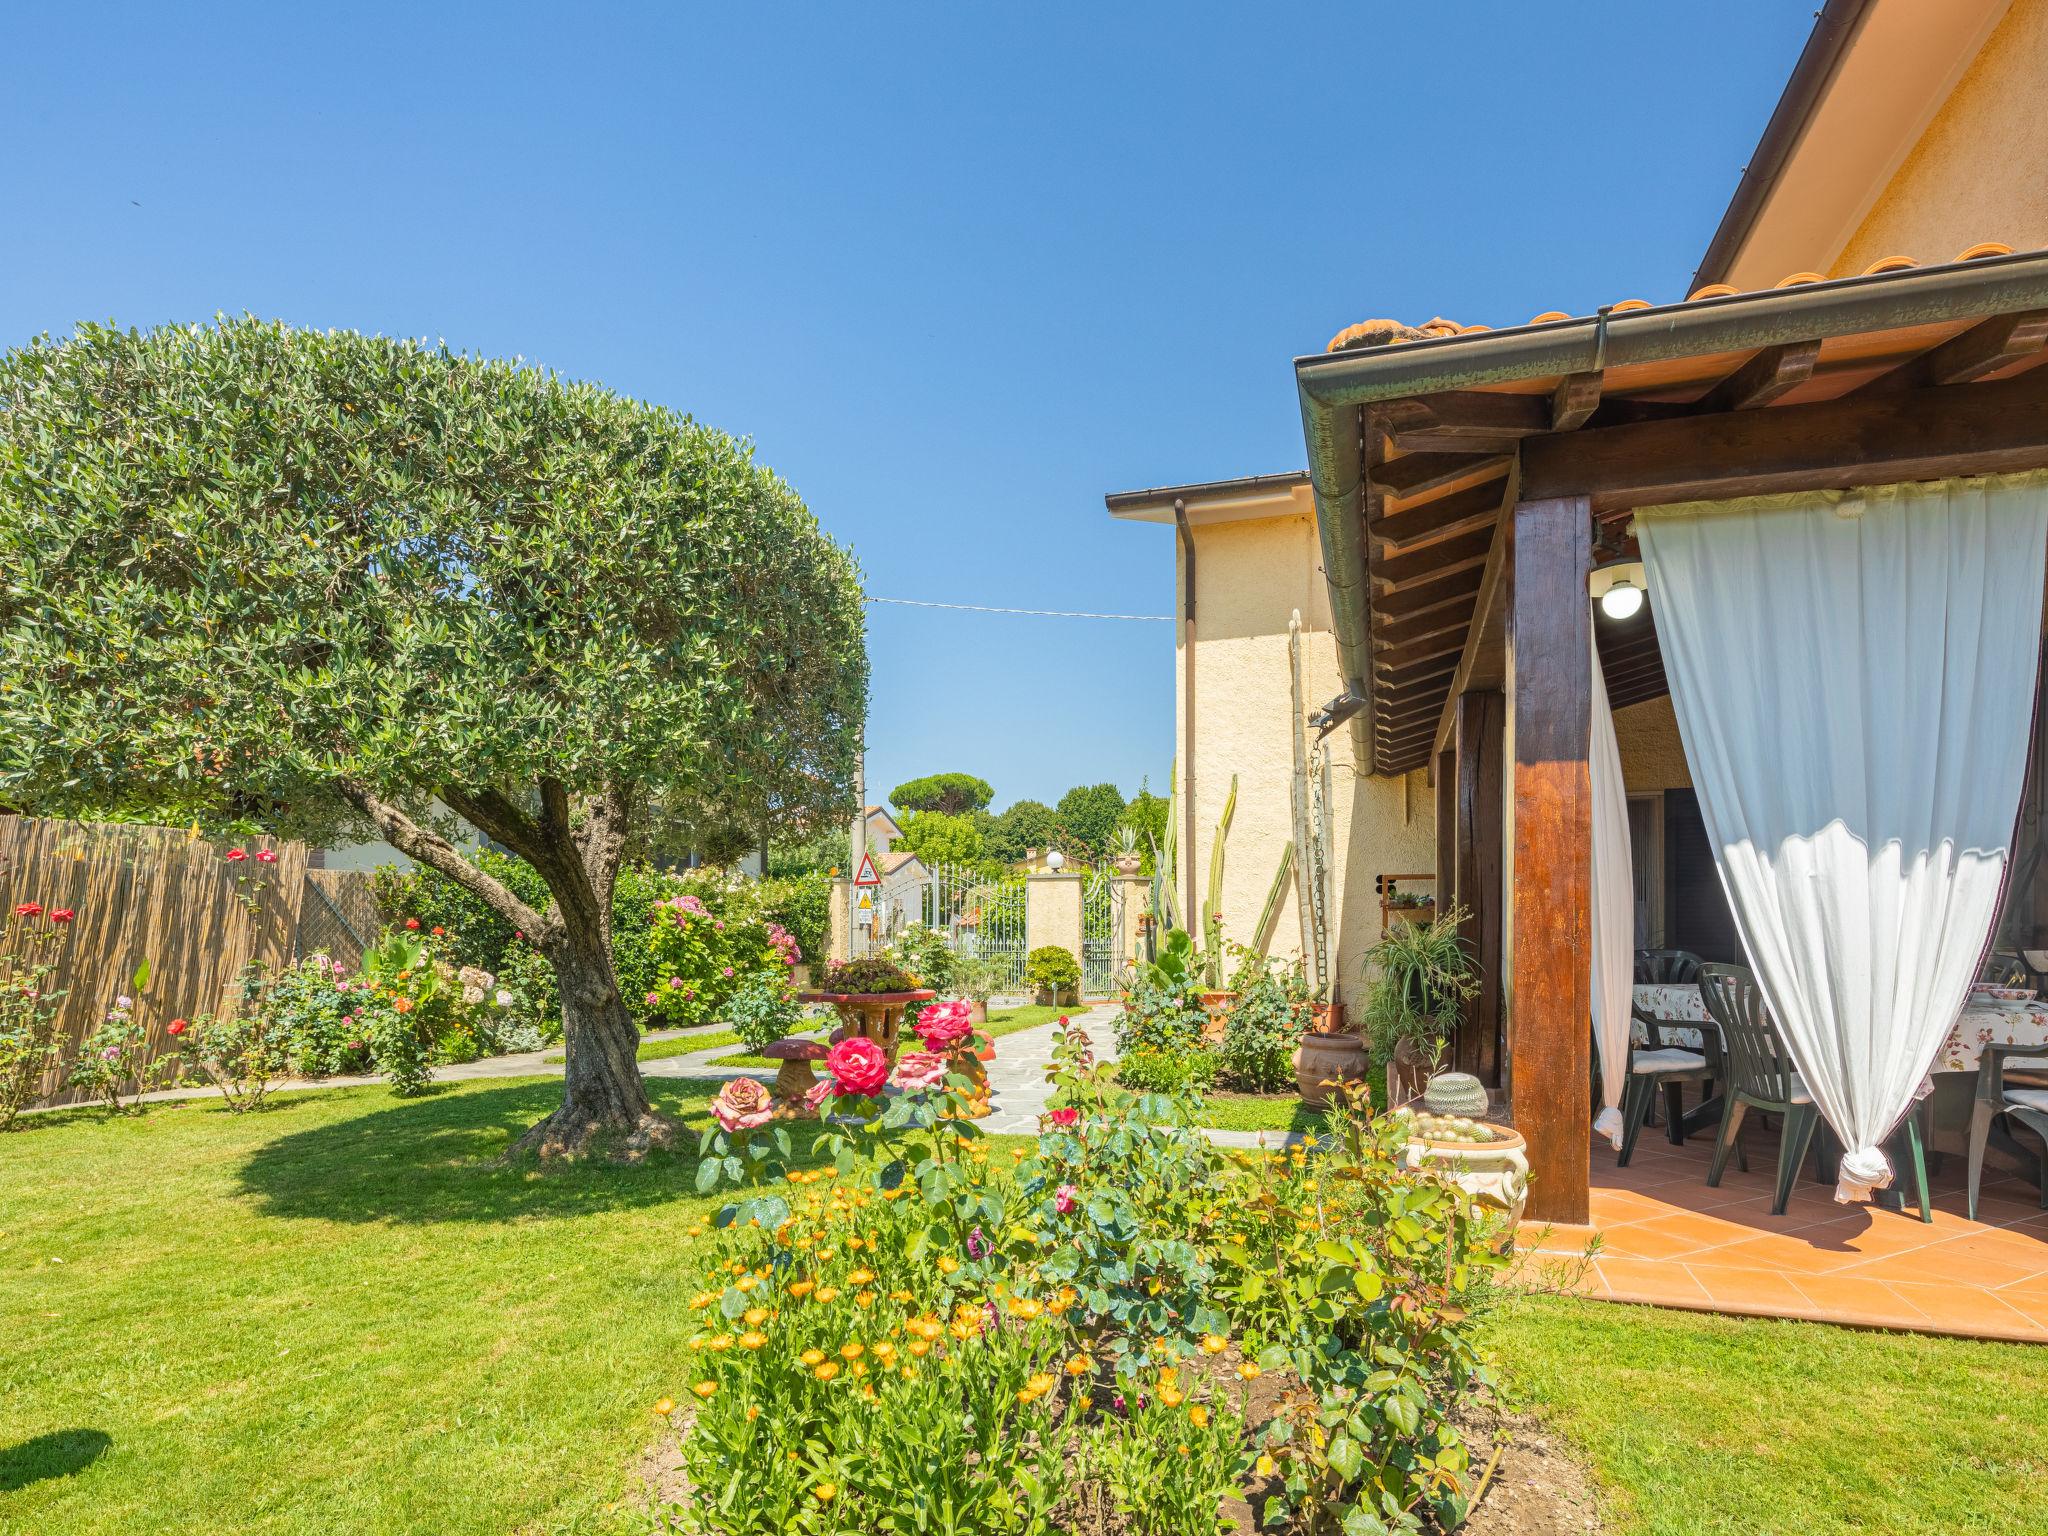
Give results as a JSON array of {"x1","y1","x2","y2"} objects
[
  {"x1": 1484, "y1": 1293, "x2": 2048, "y2": 1534},
  {"x1": 0, "y1": 1077, "x2": 741, "y2": 1536}
]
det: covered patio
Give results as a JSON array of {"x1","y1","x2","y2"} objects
[{"x1": 1296, "y1": 244, "x2": 2048, "y2": 1338}]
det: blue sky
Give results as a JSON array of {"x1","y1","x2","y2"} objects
[{"x1": 0, "y1": 2, "x2": 1815, "y2": 814}]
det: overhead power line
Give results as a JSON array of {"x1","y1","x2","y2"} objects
[{"x1": 864, "y1": 596, "x2": 1172, "y2": 622}]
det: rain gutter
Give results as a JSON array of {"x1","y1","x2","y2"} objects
[{"x1": 1293, "y1": 248, "x2": 2048, "y2": 774}]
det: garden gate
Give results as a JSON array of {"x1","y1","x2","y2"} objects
[
  {"x1": 1081, "y1": 865, "x2": 1123, "y2": 996},
  {"x1": 920, "y1": 862, "x2": 1029, "y2": 991}
]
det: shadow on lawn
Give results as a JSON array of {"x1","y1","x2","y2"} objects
[
  {"x1": 233, "y1": 1077, "x2": 838, "y2": 1225},
  {"x1": 0, "y1": 1428, "x2": 110, "y2": 1492}
]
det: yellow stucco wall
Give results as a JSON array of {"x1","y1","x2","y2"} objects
[
  {"x1": 1834, "y1": 0, "x2": 2048, "y2": 275},
  {"x1": 1614, "y1": 695, "x2": 1691, "y2": 794},
  {"x1": 1176, "y1": 512, "x2": 1435, "y2": 1010}
]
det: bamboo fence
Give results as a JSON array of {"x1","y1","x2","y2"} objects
[{"x1": 0, "y1": 816, "x2": 307, "y2": 1107}]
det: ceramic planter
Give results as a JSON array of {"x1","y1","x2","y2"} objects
[
  {"x1": 1402, "y1": 1124, "x2": 1529, "y2": 1225},
  {"x1": 795, "y1": 988, "x2": 936, "y2": 1060},
  {"x1": 1308, "y1": 1000, "x2": 1347, "y2": 1036},
  {"x1": 1294, "y1": 1030, "x2": 1366, "y2": 1108},
  {"x1": 1033, "y1": 986, "x2": 1079, "y2": 1008}
]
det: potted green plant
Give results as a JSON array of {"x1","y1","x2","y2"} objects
[
  {"x1": 1361, "y1": 904, "x2": 1477, "y2": 1108},
  {"x1": 801, "y1": 954, "x2": 933, "y2": 1060},
  {"x1": 947, "y1": 952, "x2": 1002, "y2": 1032},
  {"x1": 1025, "y1": 945, "x2": 1081, "y2": 1007}
]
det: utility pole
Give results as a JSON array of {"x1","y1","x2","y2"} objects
[{"x1": 850, "y1": 745, "x2": 866, "y2": 957}]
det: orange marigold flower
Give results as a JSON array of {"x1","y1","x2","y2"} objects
[
  {"x1": 788, "y1": 1280, "x2": 815, "y2": 1298},
  {"x1": 1189, "y1": 1404, "x2": 1210, "y2": 1428},
  {"x1": 847, "y1": 1268, "x2": 874, "y2": 1286},
  {"x1": 813, "y1": 1483, "x2": 838, "y2": 1504},
  {"x1": 743, "y1": 1307, "x2": 769, "y2": 1327},
  {"x1": 801, "y1": 1348, "x2": 826, "y2": 1367},
  {"x1": 937, "y1": 1255, "x2": 959, "y2": 1275},
  {"x1": 1237, "y1": 1362, "x2": 1262, "y2": 1381},
  {"x1": 739, "y1": 1332, "x2": 767, "y2": 1351},
  {"x1": 652, "y1": 1397, "x2": 676, "y2": 1416},
  {"x1": 1199, "y1": 1334, "x2": 1228, "y2": 1355},
  {"x1": 814, "y1": 1361, "x2": 840, "y2": 1382},
  {"x1": 1065, "y1": 1354, "x2": 1092, "y2": 1376},
  {"x1": 839, "y1": 1342, "x2": 865, "y2": 1360},
  {"x1": 691, "y1": 1381, "x2": 717, "y2": 1400}
]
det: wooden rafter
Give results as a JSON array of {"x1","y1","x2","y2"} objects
[
  {"x1": 1697, "y1": 338, "x2": 1820, "y2": 412},
  {"x1": 1370, "y1": 524, "x2": 1494, "y2": 595},
  {"x1": 1861, "y1": 310, "x2": 2048, "y2": 394},
  {"x1": 1374, "y1": 451, "x2": 1510, "y2": 502},
  {"x1": 1550, "y1": 371, "x2": 1603, "y2": 431},
  {"x1": 1374, "y1": 598, "x2": 1478, "y2": 650},
  {"x1": 1372, "y1": 628, "x2": 1469, "y2": 671},
  {"x1": 1374, "y1": 563, "x2": 1486, "y2": 617},
  {"x1": 1368, "y1": 477, "x2": 1508, "y2": 557}
]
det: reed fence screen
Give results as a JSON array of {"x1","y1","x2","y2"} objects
[{"x1": 0, "y1": 816, "x2": 307, "y2": 1107}]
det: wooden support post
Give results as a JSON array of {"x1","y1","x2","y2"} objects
[
  {"x1": 1434, "y1": 746, "x2": 1456, "y2": 937},
  {"x1": 1507, "y1": 497, "x2": 1593, "y2": 1225},
  {"x1": 1455, "y1": 689, "x2": 1505, "y2": 1087}
]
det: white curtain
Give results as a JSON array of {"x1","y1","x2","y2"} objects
[
  {"x1": 1589, "y1": 640, "x2": 1635, "y2": 1150},
  {"x1": 1638, "y1": 474, "x2": 2048, "y2": 1201}
]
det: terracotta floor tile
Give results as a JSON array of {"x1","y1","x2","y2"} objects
[
  {"x1": 1835, "y1": 1247, "x2": 2047, "y2": 1290},
  {"x1": 1883, "y1": 1282, "x2": 2044, "y2": 1339},
  {"x1": 1684, "y1": 1262, "x2": 1816, "y2": 1314},
  {"x1": 1595, "y1": 1220, "x2": 1730, "y2": 1262},
  {"x1": 1698, "y1": 1230, "x2": 1874, "y2": 1275},
  {"x1": 1787, "y1": 1272, "x2": 1935, "y2": 1328},
  {"x1": 1595, "y1": 1256, "x2": 1712, "y2": 1305}
]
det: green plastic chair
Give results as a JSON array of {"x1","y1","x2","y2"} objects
[
  {"x1": 1967, "y1": 1042, "x2": 2048, "y2": 1219},
  {"x1": 1698, "y1": 964, "x2": 1821, "y2": 1216}
]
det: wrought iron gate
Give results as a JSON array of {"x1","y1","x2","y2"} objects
[
  {"x1": 922, "y1": 862, "x2": 1029, "y2": 991},
  {"x1": 1081, "y1": 865, "x2": 1123, "y2": 996}
]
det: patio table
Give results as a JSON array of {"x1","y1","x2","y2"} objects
[{"x1": 1631, "y1": 984, "x2": 2048, "y2": 1076}]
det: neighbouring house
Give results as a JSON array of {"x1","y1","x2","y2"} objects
[{"x1": 1113, "y1": 0, "x2": 2048, "y2": 1223}]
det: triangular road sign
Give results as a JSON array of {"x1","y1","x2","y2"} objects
[{"x1": 853, "y1": 852, "x2": 881, "y2": 887}]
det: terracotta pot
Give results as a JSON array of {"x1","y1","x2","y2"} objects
[
  {"x1": 1034, "y1": 986, "x2": 1079, "y2": 1008},
  {"x1": 1308, "y1": 1001, "x2": 1347, "y2": 1036},
  {"x1": 965, "y1": 999, "x2": 988, "y2": 1029},
  {"x1": 795, "y1": 988, "x2": 937, "y2": 1061},
  {"x1": 1199, "y1": 990, "x2": 1236, "y2": 1044},
  {"x1": 1385, "y1": 1036, "x2": 1433, "y2": 1108},
  {"x1": 1294, "y1": 1031, "x2": 1366, "y2": 1109}
]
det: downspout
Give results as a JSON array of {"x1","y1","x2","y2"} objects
[
  {"x1": 1174, "y1": 499, "x2": 1199, "y2": 928},
  {"x1": 1299, "y1": 384, "x2": 1375, "y2": 771}
]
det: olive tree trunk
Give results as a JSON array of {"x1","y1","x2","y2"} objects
[{"x1": 343, "y1": 776, "x2": 674, "y2": 1159}]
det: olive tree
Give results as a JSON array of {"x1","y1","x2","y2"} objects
[{"x1": 0, "y1": 318, "x2": 868, "y2": 1156}]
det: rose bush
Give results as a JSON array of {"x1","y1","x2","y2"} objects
[{"x1": 664, "y1": 1017, "x2": 1507, "y2": 1535}]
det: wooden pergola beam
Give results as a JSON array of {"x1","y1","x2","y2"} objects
[
  {"x1": 1377, "y1": 567, "x2": 1486, "y2": 618},
  {"x1": 1374, "y1": 597, "x2": 1478, "y2": 650},
  {"x1": 1523, "y1": 364, "x2": 2048, "y2": 514}
]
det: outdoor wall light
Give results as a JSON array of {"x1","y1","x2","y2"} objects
[
  {"x1": 1045, "y1": 849, "x2": 1065, "y2": 872},
  {"x1": 1590, "y1": 560, "x2": 1647, "y2": 620}
]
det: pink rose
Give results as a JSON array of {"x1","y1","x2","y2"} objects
[
  {"x1": 1055, "y1": 1184, "x2": 1079, "y2": 1214},
  {"x1": 1047, "y1": 1107, "x2": 1079, "y2": 1129},
  {"x1": 645, "y1": 991, "x2": 659, "y2": 1005},
  {"x1": 825, "y1": 1036, "x2": 890, "y2": 1098},
  {"x1": 892, "y1": 1051, "x2": 948, "y2": 1092},
  {"x1": 669, "y1": 977, "x2": 684, "y2": 990},
  {"x1": 721, "y1": 966, "x2": 734, "y2": 978},
  {"x1": 914, "y1": 1000, "x2": 974, "y2": 1051},
  {"x1": 804, "y1": 1079, "x2": 834, "y2": 1113},
  {"x1": 712, "y1": 1077, "x2": 777, "y2": 1133}
]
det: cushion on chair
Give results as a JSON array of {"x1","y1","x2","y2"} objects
[
  {"x1": 2007, "y1": 1088, "x2": 2048, "y2": 1113},
  {"x1": 1631, "y1": 1048, "x2": 1706, "y2": 1073},
  {"x1": 1787, "y1": 1074, "x2": 1813, "y2": 1105}
]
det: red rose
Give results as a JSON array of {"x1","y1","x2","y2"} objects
[
  {"x1": 825, "y1": 1036, "x2": 890, "y2": 1098},
  {"x1": 225, "y1": 849, "x2": 248, "y2": 863},
  {"x1": 430, "y1": 926, "x2": 445, "y2": 937},
  {"x1": 256, "y1": 848, "x2": 278, "y2": 864},
  {"x1": 167, "y1": 1018, "x2": 189, "y2": 1036},
  {"x1": 405, "y1": 917, "x2": 421, "y2": 931},
  {"x1": 1048, "y1": 1107, "x2": 1080, "y2": 1128},
  {"x1": 13, "y1": 903, "x2": 42, "y2": 918},
  {"x1": 48, "y1": 908, "x2": 74, "y2": 923}
]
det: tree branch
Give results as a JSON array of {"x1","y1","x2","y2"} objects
[
  {"x1": 337, "y1": 777, "x2": 556, "y2": 941},
  {"x1": 441, "y1": 785, "x2": 549, "y2": 868}
]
